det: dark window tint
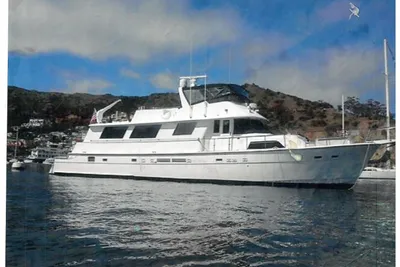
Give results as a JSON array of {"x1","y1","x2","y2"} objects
[
  {"x1": 234, "y1": 119, "x2": 269, "y2": 135},
  {"x1": 213, "y1": 120, "x2": 220, "y2": 133},
  {"x1": 100, "y1": 126, "x2": 128, "y2": 139},
  {"x1": 222, "y1": 120, "x2": 230, "y2": 134},
  {"x1": 157, "y1": 158, "x2": 171, "y2": 163},
  {"x1": 172, "y1": 158, "x2": 186, "y2": 162},
  {"x1": 173, "y1": 122, "x2": 197, "y2": 135},
  {"x1": 247, "y1": 141, "x2": 284, "y2": 149},
  {"x1": 182, "y1": 84, "x2": 250, "y2": 105},
  {"x1": 130, "y1": 125, "x2": 161, "y2": 138}
]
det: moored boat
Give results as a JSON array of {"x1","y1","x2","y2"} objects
[
  {"x1": 359, "y1": 166, "x2": 396, "y2": 180},
  {"x1": 11, "y1": 161, "x2": 25, "y2": 171},
  {"x1": 10, "y1": 127, "x2": 25, "y2": 171},
  {"x1": 43, "y1": 158, "x2": 55, "y2": 165},
  {"x1": 50, "y1": 75, "x2": 385, "y2": 189}
]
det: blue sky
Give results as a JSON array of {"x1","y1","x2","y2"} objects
[{"x1": 8, "y1": 0, "x2": 395, "y2": 111}]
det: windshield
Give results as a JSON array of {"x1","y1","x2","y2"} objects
[
  {"x1": 233, "y1": 119, "x2": 270, "y2": 135},
  {"x1": 182, "y1": 84, "x2": 250, "y2": 105}
]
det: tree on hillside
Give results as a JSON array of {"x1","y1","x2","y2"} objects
[
  {"x1": 338, "y1": 96, "x2": 388, "y2": 119},
  {"x1": 325, "y1": 123, "x2": 342, "y2": 137}
]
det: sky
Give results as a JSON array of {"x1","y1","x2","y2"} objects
[{"x1": 7, "y1": 0, "x2": 396, "y2": 111}]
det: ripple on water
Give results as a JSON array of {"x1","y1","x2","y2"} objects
[{"x1": 6, "y1": 172, "x2": 396, "y2": 267}]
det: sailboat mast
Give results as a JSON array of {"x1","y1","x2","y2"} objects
[
  {"x1": 384, "y1": 38, "x2": 390, "y2": 140},
  {"x1": 342, "y1": 94, "x2": 345, "y2": 137},
  {"x1": 14, "y1": 127, "x2": 19, "y2": 159}
]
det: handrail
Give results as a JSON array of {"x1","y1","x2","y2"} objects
[
  {"x1": 365, "y1": 126, "x2": 396, "y2": 142},
  {"x1": 87, "y1": 134, "x2": 281, "y2": 144},
  {"x1": 89, "y1": 137, "x2": 201, "y2": 143}
]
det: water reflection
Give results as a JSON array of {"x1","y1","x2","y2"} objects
[
  {"x1": 46, "y1": 175, "x2": 394, "y2": 266},
  {"x1": 7, "y1": 171, "x2": 395, "y2": 266}
]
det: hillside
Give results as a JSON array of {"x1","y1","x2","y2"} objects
[{"x1": 7, "y1": 84, "x2": 393, "y2": 140}]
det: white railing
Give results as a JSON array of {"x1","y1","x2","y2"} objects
[
  {"x1": 314, "y1": 137, "x2": 351, "y2": 146},
  {"x1": 365, "y1": 126, "x2": 396, "y2": 142},
  {"x1": 86, "y1": 134, "x2": 291, "y2": 153},
  {"x1": 89, "y1": 137, "x2": 201, "y2": 143}
]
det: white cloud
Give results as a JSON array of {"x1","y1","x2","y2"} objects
[
  {"x1": 241, "y1": 33, "x2": 299, "y2": 70},
  {"x1": 9, "y1": 0, "x2": 243, "y2": 61},
  {"x1": 9, "y1": 0, "x2": 391, "y2": 106},
  {"x1": 149, "y1": 72, "x2": 177, "y2": 90},
  {"x1": 64, "y1": 79, "x2": 115, "y2": 94},
  {"x1": 120, "y1": 68, "x2": 140, "y2": 79},
  {"x1": 246, "y1": 44, "x2": 383, "y2": 105},
  {"x1": 315, "y1": 0, "x2": 350, "y2": 26}
]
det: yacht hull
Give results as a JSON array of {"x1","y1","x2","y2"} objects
[{"x1": 50, "y1": 143, "x2": 380, "y2": 189}]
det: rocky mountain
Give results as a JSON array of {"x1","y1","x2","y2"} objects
[{"x1": 7, "y1": 84, "x2": 394, "y2": 140}]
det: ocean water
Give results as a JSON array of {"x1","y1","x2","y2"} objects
[{"x1": 7, "y1": 169, "x2": 395, "y2": 267}]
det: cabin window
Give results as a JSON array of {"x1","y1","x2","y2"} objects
[
  {"x1": 247, "y1": 141, "x2": 284, "y2": 149},
  {"x1": 213, "y1": 120, "x2": 220, "y2": 133},
  {"x1": 100, "y1": 126, "x2": 128, "y2": 139},
  {"x1": 130, "y1": 125, "x2": 161, "y2": 138},
  {"x1": 222, "y1": 120, "x2": 230, "y2": 134},
  {"x1": 172, "y1": 158, "x2": 186, "y2": 163},
  {"x1": 88, "y1": 156, "x2": 95, "y2": 162},
  {"x1": 157, "y1": 158, "x2": 171, "y2": 163},
  {"x1": 173, "y1": 122, "x2": 197, "y2": 135},
  {"x1": 234, "y1": 119, "x2": 269, "y2": 135}
]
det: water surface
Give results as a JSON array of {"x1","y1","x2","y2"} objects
[{"x1": 7, "y1": 170, "x2": 395, "y2": 266}]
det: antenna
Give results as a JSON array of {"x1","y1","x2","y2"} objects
[
  {"x1": 189, "y1": 38, "x2": 193, "y2": 77},
  {"x1": 228, "y1": 46, "x2": 231, "y2": 83},
  {"x1": 189, "y1": 38, "x2": 193, "y2": 106},
  {"x1": 204, "y1": 76, "x2": 207, "y2": 117}
]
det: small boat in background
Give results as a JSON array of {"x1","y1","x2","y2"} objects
[
  {"x1": 43, "y1": 158, "x2": 55, "y2": 165},
  {"x1": 24, "y1": 159, "x2": 33, "y2": 163},
  {"x1": 11, "y1": 160, "x2": 25, "y2": 170},
  {"x1": 359, "y1": 166, "x2": 396, "y2": 180},
  {"x1": 10, "y1": 127, "x2": 25, "y2": 171}
]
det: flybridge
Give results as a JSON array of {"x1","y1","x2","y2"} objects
[
  {"x1": 90, "y1": 75, "x2": 259, "y2": 125},
  {"x1": 177, "y1": 75, "x2": 255, "y2": 119},
  {"x1": 178, "y1": 75, "x2": 251, "y2": 106}
]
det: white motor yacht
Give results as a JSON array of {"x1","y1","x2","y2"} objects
[{"x1": 50, "y1": 75, "x2": 385, "y2": 189}]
